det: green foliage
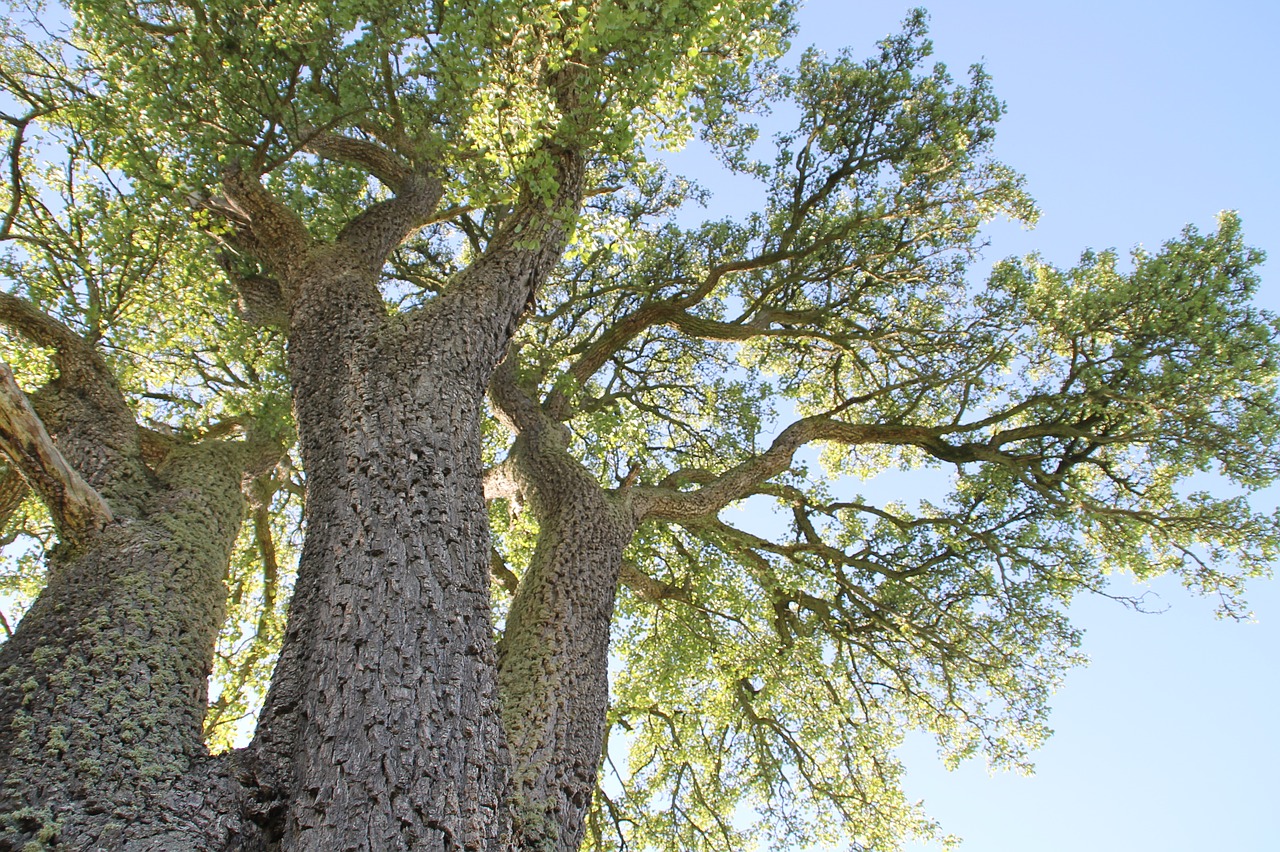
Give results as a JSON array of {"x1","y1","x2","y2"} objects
[
  {"x1": 0, "y1": 493, "x2": 53, "y2": 632},
  {"x1": 69, "y1": 0, "x2": 795, "y2": 213},
  {"x1": 972, "y1": 212, "x2": 1280, "y2": 610},
  {"x1": 3, "y1": 3, "x2": 1278, "y2": 851},
  {"x1": 483, "y1": 17, "x2": 1279, "y2": 851},
  {"x1": 205, "y1": 469, "x2": 300, "y2": 752}
]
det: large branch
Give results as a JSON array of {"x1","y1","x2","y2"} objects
[
  {"x1": 0, "y1": 291, "x2": 135, "y2": 426},
  {"x1": 489, "y1": 349, "x2": 557, "y2": 438},
  {"x1": 209, "y1": 162, "x2": 448, "y2": 334},
  {"x1": 0, "y1": 362, "x2": 112, "y2": 543},
  {"x1": 205, "y1": 166, "x2": 316, "y2": 284},
  {"x1": 482, "y1": 457, "x2": 524, "y2": 503},
  {"x1": 0, "y1": 290, "x2": 94, "y2": 357},
  {"x1": 300, "y1": 130, "x2": 413, "y2": 191},
  {"x1": 405, "y1": 150, "x2": 587, "y2": 387},
  {"x1": 631, "y1": 414, "x2": 998, "y2": 522},
  {"x1": 335, "y1": 172, "x2": 445, "y2": 272},
  {"x1": 542, "y1": 242, "x2": 841, "y2": 422}
]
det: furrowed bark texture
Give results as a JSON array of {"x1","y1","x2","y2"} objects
[
  {"x1": 252, "y1": 251, "x2": 511, "y2": 850},
  {"x1": 252, "y1": 154, "x2": 583, "y2": 851},
  {"x1": 0, "y1": 341, "x2": 267, "y2": 849},
  {"x1": 0, "y1": 463, "x2": 28, "y2": 531},
  {"x1": 491, "y1": 364, "x2": 635, "y2": 852},
  {"x1": 0, "y1": 150, "x2": 583, "y2": 849}
]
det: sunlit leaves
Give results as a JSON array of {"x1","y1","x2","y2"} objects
[
  {"x1": 67, "y1": 0, "x2": 795, "y2": 222},
  {"x1": 205, "y1": 469, "x2": 300, "y2": 752},
  {"x1": 0, "y1": 491, "x2": 54, "y2": 634},
  {"x1": 965, "y1": 212, "x2": 1280, "y2": 612},
  {"x1": 578, "y1": 200, "x2": 1280, "y2": 842},
  {"x1": 487, "y1": 17, "x2": 1280, "y2": 852}
]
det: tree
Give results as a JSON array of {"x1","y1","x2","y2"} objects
[{"x1": 1, "y1": 3, "x2": 1277, "y2": 851}]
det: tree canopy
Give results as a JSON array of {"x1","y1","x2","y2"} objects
[{"x1": 1, "y1": 2, "x2": 1277, "y2": 850}]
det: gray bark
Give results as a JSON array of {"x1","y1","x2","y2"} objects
[
  {"x1": 0, "y1": 463, "x2": 28, "y2": 532},
  {"x1": 247, "y1": 154, "x2": 587, "y2": 850},
  {"x1": 0, "y1": 448, "x2": 264, "y2": 850},
  {"x1": 249, "y1": 251, "x2": 513, "y2": 850}
]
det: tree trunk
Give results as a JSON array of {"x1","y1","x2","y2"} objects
[
  {"x1": 0, "y1": 442, "x2": 264, "y2": 850},
  {"x1": 490, "y1": 362, "x2": 636, "y2": 852},
  {"x1": 241, "y1": 152, "x2": 584, "y2": 850},
  {"x1": 0, "y1": 293, "x2": 286, "y2": 848},
  {"x1": 250, "y1": 252, "x2": 519, "y2": 850}
]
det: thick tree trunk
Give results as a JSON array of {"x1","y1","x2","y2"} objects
[
  {"x1": 490, "y1": 363, "x2": 636, "y2": 852},
  {"x1": 244, "y1": 153, "x2": 584, "y2": 850},
  {"x1": 0, "y1": 443, "x2": 264, "y2": 850},
  {"x1": 252, "y1": 254, "x2": 516, "y2": 850},
  {"x1": 259, "y1": 379, "x2": 507, "y2": 848}
]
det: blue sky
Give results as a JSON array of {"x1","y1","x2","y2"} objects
[{"x1": 769, "y1": 2, "x2": 1279, "y2": 849}]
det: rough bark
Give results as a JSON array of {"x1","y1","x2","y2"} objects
[
  {"x1": 1, "y1": 144, "x2": 587, "y2": 849},
  {"x1": 0, "y1": 292, "x2": 151, "y2": 517},
  {"x1": 0, "y1": 463, "x2": 29, "y2": 532},
  {"x1": 0, "y1": 445, "x2": 265, "y2": 850},
  {"x1": 248, "y1": 249, "x2": 513, "y2": 850},
  {"x1": 0, "y1": 296, "x2": 276, "y2": 849},
  {"x1": 490, "y1": 358, "x2": 636, "y2": 852},
  {"x1": 247, "y1": 154, "x2": 587, "y2": 851}
]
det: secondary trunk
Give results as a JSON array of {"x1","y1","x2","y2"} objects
[
  {"x1": 490, "y1": 362, "x2": 637, "y2": 852},
  {"x1": 0, "y1": 440, "x2": 264, "y2": 850}
]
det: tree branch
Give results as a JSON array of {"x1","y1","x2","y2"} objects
[
  {"x1": 0, "y1": 291, "x2": 135, "y2": 427},
  {"x1": 335, "y1": 172, "x2": 446, "y2": 272},
  {"x1": 0, "y1": 290, "x2": 92, "y2": 356},
  {"x1": 405, "y1": 150, "x2": 587, "y2": 388},
  {"x1": 300, "y1": 129, "x2": 413, "y2": 191},
  {"x1": 490, "y1": 547, "x2": 520, "y2": 596},
  {"x1": 489, "y1": 348, "x2": 561, "y2": 438},
  {"x1": 541, "y1": 239, "x2": 850, "y2": 422},
  {"x1": 1, "y1": 111, "x2": 40, "y2": 241},
  {"x1": 203, "y1": 165, "x2": 316, "y2": 283},
  {"x1": 632, "y1": 414, "x2": 988, "y2": 522},
  {"x1": 0, "y1": 361, "x2": 112, "y2": 543},
  {"x1": 482, "y1": 456, "x2": 525, "y2": 503},
  {"x1": 619, "y1": 561, "x2": 690, "y2": 604}
]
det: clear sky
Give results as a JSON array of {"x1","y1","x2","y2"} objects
[{"x1": 758, "y1": 2, "x2": 1280, "y2": 850}]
